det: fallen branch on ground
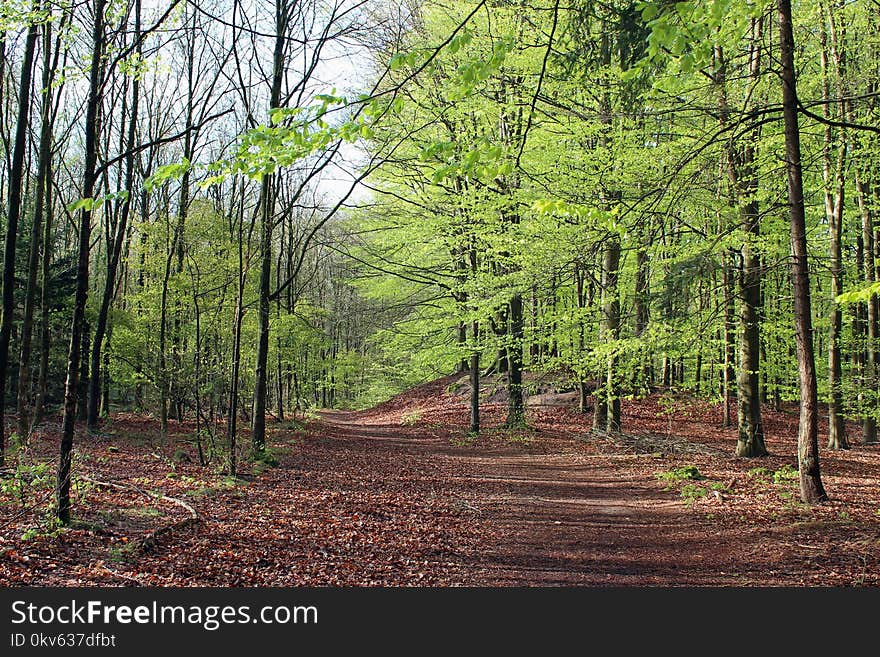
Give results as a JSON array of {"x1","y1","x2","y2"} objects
[{"x1": 80, "y1": 475, "x2": 200, "y2": 553}]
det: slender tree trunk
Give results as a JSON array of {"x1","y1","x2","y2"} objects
[
  {"x1": 457, "y1": 321, "x2": 468, "y2": 373},
  {"x1": 593, "y1": 237, "x2": 621, "y2": 433},
  {"x1": 252, "y1": 0, "x2": 287, "y2": 455},
  {"x1": 506, "y1": 293, "x2": 525, "y2": 427},
  {"x1": 820, "y1": 5, "x2": 848, "y2": 449},
  {"x1": 192, "y1": 278, "x2": 205, "y2": 466},
  {"x1": 87, "y1": 0, "x2": 141, "y2": 430},
  {"x1": 34, "y1": 135, "x2": 56, "y2": 426},
  {"x1": 856, "y1": 175, "x2": 877, "y2": 444},
  {"x1": 252, "y1": 171, "x2": 272, "y2": 452},
  {"x1": 18, "y1": 10, "x2": 53, "y2": 438},
  {"x1": 605, "y1": 236, "x2": 621, "y2": 433},
  {"x1": 77, "y1": 323, "x2": 90, "y2": 421},
  {"x1": 736, "y1": 232, "x2": 767, "y2": 456},
  {"x1": 778, "y1": 0, "x2": 827, "y2": 503},
  {"x1": 0, "y1": 10, "x2": 37, "y2": 466},
  {"x1": 57, "y1": 0, "x2": 106, "y2": 523},
  {"x1": 470, "y1": 319, "x2": 480, "y2": 435},
  {"x1": 33, "y1": 26, "x2": 63, "y2": 426},
  {"x1": 634, "y1": 243, "x2": 650, "y2": 393},
  {"x1": 716, "y1": 38, "x2": 767, "y2": 457},
  {"x1": 227, "y1": 188, "x2": 247, "y2": 477},
  {"x1": 158, "y1": 230, "x2": 173, "y2": 434}
]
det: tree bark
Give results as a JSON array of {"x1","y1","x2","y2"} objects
[
  {"x1": 778, "y1": 0, "x2": 828, "y2": 503},
  {"x1": 856, "y1": 175, "x2": 877, "y2": 444},
  {"x1": 605, "y1": 236, "x2": 621, "y2": 433},
  {"x1": 506, "y1": 293, "x2": 525, "y2": 427},
  {"x1": 57, "y1": 0, "x2": 106, "y2": 523},
  {"x1": 252, "y1": 0, "x2": 287, "y2": 454},
  {"x1": 470, "y1": 320, "x2": 480, "y2": 435},
  {"x1": 820, "y1": 4, "x2": 848, "y2": 449},
  {"x1": 634, "y1": 243, "x2": 650, "y2": 393},
  {"x1": 87, "y1": 0, "x2": 141, "y2": 430},
  {"x1": 17, "y1": 7, "x2": 53, "y2": 439},
  {"x1": 0, "y1": 9, "x2": 38, "y2": 466},
  {"x1": 715, "y1": 38, "x2": 767, "y2": 457}
]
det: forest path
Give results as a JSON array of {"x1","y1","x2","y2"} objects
[
  {"x1": 316, "y1": 409, "x2": 747, "y2": 586},
  {"x1": 7, "y1": 399, "x2": 877, "y2": 586}
]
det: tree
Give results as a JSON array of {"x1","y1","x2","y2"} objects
[
  {"x1": 0, "y1": 3, "x2": 38, "y2": 466},
  {"x1": 86, "y1": 0, "x2": 142, "y2": 429},
  {"x1": 777, "y1": 0, "x2": 827, "y2": 504},
  {"x1": 57, "y1": 0, "x2": 107, "y2": 524}
]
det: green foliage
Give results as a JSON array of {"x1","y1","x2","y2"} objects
[
  {"x1": 837, "y1": 281, "x2": 880, "y2": 305},
  {"x1": 0, "y1": 443, "x2": 65, "y2": 541},
  {"x1": 637, "y1": 0, "x2": 763, "y2": 72},
  {"x1": 0, "y1": 458, "x2": 52, "y2": 509},
  {"x1": 450, "y1": 432, "x2": 478, "y2": 447},
  {"x1": 656, "y1": 465, "x2": 704, "y2": 484},
  {"x1": 748, "y1": 467, "x2": 771, "y2": 481},
  {"x1": 400, "y1": 410, "x2": 422, "y2": 426},
  {"x1": 772, "y1": 465, "x2": 799, "y2": 486},
  {"x1": 252, "y1": 447, "x2": 279, "y2": 469},
  {"x1": 6, "y1": 0, "x2": 877, "y2": 498},
  {"x1": 679, "y1": 483, "x2": 709, "y2": 506}
]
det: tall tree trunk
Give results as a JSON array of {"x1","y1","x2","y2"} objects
[
  {"x1": 605, "y1": 236, "x2": 621, "y2": 433},
  {"x1": 57, "y1": 0, "x2": 106, "y2": 523},
  {"x1": 34, "y1": 81, "x2": 59, "y2": 427},
  {"x1": 227, "y1": 184, "x2": 247, "y2": 477},
  {"x1": 634, "y1": 242, "x2": 650, "y2": 393},
  {"x1": 856, "y1": 175, "x2": 877, "y2": 444},
  {"x1": 252, "y1": 0, "x2": 287, "y2": 455},
  {"x1": 33, "y1": 170, "x2": 53, "y2": 426},
  {"x1": 87, "y1": 0, "x2": 141, "y2": 429},
  {"x1": 77, "y1": 322, "x2": 90, "y2": 421},
  {"x1": 820, "y1": 4, "x2": 848, "y2": 449},
  {"x1": 778, "y1": 0, "x2": 827, "y2": 503},
  {"x1": 18, "y1": 8, "x2": 53, "y2": 438},
  {"x1": 736, "y1": 229, "x2": 766, "y2": 456},
  {"x1": 722, "y1": 255, "x2": 736, "y2": 428},
  {"x1": 0, "y1": 9, "x2": 37, "y2": 466},
  {"x1": 158, "y1": 227, "x2": 174, "y2": 434},
  {"x1": 716, "y1": 38, "x2": 767, "y2": 457}
]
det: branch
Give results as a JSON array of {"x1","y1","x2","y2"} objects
[
  {"x1": 95, "y1": 106, "x2": 234, "y2": 177},
  {"x1": 797, "y1": 99, "x2": 880, "y2": 135}
]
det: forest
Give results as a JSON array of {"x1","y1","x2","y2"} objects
[{"x1": 0, "y1": 0, "x2": 879, "y2": 587}]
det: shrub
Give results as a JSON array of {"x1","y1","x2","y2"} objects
[
  {"x1": 680, "y1": 484, "x2": 708, "y2": 506},
  {"x1": 656, "y1": 465, "x2": 704, "y2": 483},
  {"x1": 772, "y1": 464, "x2": 798, "y2": 485}
]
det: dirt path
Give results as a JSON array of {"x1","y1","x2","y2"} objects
[
  {"x1": 317, "y1": 410, "x2": 748, "y2": 586},
  {"x1": 5, "y1": 386, "x2": 877, "y2": 586}
]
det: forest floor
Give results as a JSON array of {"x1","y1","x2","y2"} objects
[{"x1": 2, "y1": 375, "x2": 880, "y2": 586}]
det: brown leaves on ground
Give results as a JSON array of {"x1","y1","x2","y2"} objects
[{"x1": 1, "y1": 377, "x2": 879, "y2": 586}]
